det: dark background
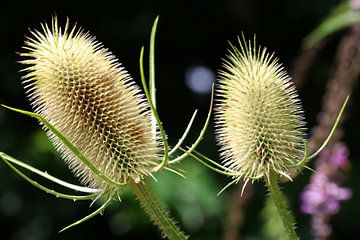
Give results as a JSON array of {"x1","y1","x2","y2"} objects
[{"x1": 0, "y1": 0, "x2": 359, "y2": 239}]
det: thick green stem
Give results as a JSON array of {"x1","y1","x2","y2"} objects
[
  {"x1": 265, "y1": 171, "x2": 299, "y2": 240},
  {"x1": 130, "y1": 180, "x2": 189, "y2": 240}
]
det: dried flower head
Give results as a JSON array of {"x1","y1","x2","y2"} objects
[
  {"x1": 20, "y1": 18, "x2": 161, "y2": 189},
  {"x1": 215, "y1": 37, "x2": 306, "y2": 182}
]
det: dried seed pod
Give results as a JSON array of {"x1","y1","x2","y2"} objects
[
  {"x1": 20, "y1": 18, "x2": 161, "y2": 189},
  {"x1": 215, "y1": 38, "x2": 306, "y2": 181}
]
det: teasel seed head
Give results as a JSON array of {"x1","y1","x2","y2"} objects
[
  {"x1": 20, "y1": 17, "x2": 161, "y2": 189},
  {"x1": 215, "y1": 37, "x2": 306, "y2": 182}
]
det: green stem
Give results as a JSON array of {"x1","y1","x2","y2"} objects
[
  {"x1": 130, "y1": 180, "x2": 188, "y2": 240},
  {"x1": 265, "y1": 171, "x2": 299, "y2": 240}
]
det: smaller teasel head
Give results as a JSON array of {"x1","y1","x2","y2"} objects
[
  {"x1": 20, "y1": 17, "x2": 161, "y2": 189},
  {"x1": 215, "y1": 37, "x2": 306, "y2": 183}
]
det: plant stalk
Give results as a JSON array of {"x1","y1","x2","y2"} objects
[
  {"x1": 130, "y1": 180, "x2": 188, "y2": 240},
  {"x1": 265, "y1": 171, "x2": 299, "y2": 240}
]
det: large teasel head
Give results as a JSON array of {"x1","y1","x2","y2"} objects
[
  {"x1": 1, "y1": 17, "x2": 209, "y2": 236},
  {"x1": 20, "y1": 17, "x2": 161, "y2": 189},
  {"x1": 215, "y1": 37, "x2": 306, "y2": 182}
]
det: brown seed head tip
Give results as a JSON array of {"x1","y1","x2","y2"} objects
[
  {"x1": 215, "y1": 37, "x2": 306, "y2": 181},
  {"x1": 21, "y1": 17, "x2": 161, "y2": 188}
]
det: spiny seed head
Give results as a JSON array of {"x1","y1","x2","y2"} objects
[
  {"x1": 215, "y1": 37, "x2": 306, "y2": 181},
  {"x1": 20, "y1": 17, "x2": 161, "y2": 189}
]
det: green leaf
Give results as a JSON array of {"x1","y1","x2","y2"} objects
[{"x1": 304, "y1": 7, "x2": 360, "y2": 49}]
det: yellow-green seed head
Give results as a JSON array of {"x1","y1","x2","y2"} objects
[
  {"x1": 20, "y1": 18, "x2": 161, "y2": 188},
  {"x1": 215, "y1": 38, "x2": 306, "y2": 181}
]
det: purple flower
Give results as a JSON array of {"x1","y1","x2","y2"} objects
[
  {"x1": 300, "y1": 173, "x2": 352, "y2": 215},
  {"x1": 300, "y1": 142, "x2": 352, "y2": 239}
]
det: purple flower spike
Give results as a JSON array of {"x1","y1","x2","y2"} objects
[
  {"x1": 300, "y1": 142, "x2": 352, "y2": 239},
  {"x1": 300, "y1": 173, "x2": 352, "y2": 215}
]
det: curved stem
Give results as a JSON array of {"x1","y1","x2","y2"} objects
[
  {"x1": 217, "y1": 179, "x2": 237, "y2": 196},
  {"x1": 1, "y1": 154, "x2": 97, "y2": 201},
  {"x1": 149, "y1": 16, "x2": 159, "y2": 138},
  {"x1": 0, "y1": 152, "x2": 100, "y2": 193},
  {"x1": 130, "y1": 180, "x2": 188, "y2": 240},
  {"x1": 139, "y1": 48, "x2": 169, "y2": 171},
  {"x1": 59, "y1": 193, "x2": 114, "y2": 232},
  {"x1": 188, "y1": 149, "x2": 239, "y2": 174},
  {"x1": 265, "y1": 171, "x2": 299, "y2": 240},
  {"x1": 169, "y1": 84, "x2": 214, "y2": 164},
  {"x1": 163, "y1": 166, "x2": 187, "y2": 179},
  {"x1": 288, "y1": 140, "x2": 308, "y2": 168},
  {"x1": 169, "y1": 110, "x2": 198, "y2": 156},
  {"x1": 179, "y1": 147, "x2": 237, "y2": 176},
  {"x1": 308, "y1": 94, "x2": 349, "y2": 160}
]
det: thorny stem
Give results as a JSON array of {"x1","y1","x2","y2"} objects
[
  {"x1": 130, "y1": 180, "x2": 189, "y2": 240},
  {"x1": 265, "y1": 171, "x2": 298, "y2": 240}
]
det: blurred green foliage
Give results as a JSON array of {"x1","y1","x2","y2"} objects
[{"x1": 261, "y1": 197, "x2": 288, "y2": 240}]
